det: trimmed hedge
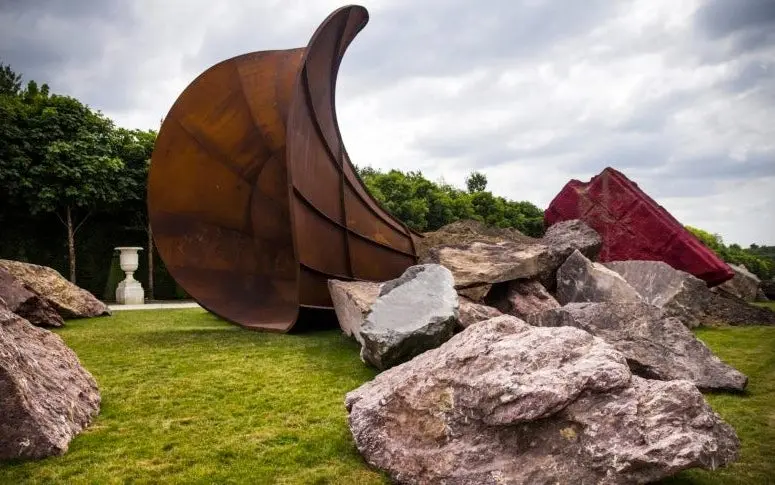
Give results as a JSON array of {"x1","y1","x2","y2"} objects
[{"x1": 0, "y1": 209, "x2": 187, "y2": 301}]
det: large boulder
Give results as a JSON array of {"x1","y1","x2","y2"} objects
[
  {"x1": 527, "y1": 302, "x2": 748, "y2": 391},
  {"x1": 328, "y1": 279, "x2": 498, "y2": 336},
  {"x1": 418, "y1": 219, "x2": 601, "y2": 301},
  {"x1": 0, "y1": 307, "x2": 100, "y2": 460},
  {"x1": 539, "y1": 219, "x2": 602, "y2": 290},
  {"x1": 422, "y1": 240, "x2": 553, "y2": 299},
  {"x1": 328, "y1": 280, "x2": 381, "y2": 345},
  {"x1": 602, "y1": 259, "x2": 775, "y2": 328},
  {"x1": 556, "y1": 250, "x2": 642, "y2": 305},
  {"x1": 715, "y1": 263, "x2": 761, "y2": 301},
  {"x1": 545, "y1": 167, "x2": 734, "y2": 286},
  {"x1": 702, "y1": 292, "x2": 775, "y2": 326},
  {"x1": 604, "y1": 260, "x2": 712, "y2": 328},
  {"x1": 0, "y1": 268, "x2": 64, "y2": 328},
  {"x1": 346, "y1": 315, "x2": 740, "y2": 485},
  {"x1": 485, "y1": 279, "x2": 560, "y2": 319},
  {"x1": 0, "y1": 260, "x2": 110, "y2": 319},
  {"x1": 359, "y1": 265, "x2": 458, "y2": 370}
]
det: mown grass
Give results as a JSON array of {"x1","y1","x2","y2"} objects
[
  {"x1": 753, "y1": 301, "x2": 775, "y2": 311},
  {"x1": 0, "y1": 309, "x2": 773, "y2": 484},
  {"x1": 662, "y1": 325, "x2": 775, "y2": 485},
  {"x1": 0, "y1": 309, "x2": 388, "y2": 484}
]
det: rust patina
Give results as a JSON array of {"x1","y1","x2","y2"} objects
[{"x1": 148, "y1": 5, "x2": 421, "y2": 332}]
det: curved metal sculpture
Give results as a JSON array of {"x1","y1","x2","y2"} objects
[{"x1": 148, "y1": 5, "x2": 421, "y2": 332}]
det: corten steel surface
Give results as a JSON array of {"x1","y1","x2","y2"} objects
[{"x1": 148, "y1": 5, "x2": 421, "y2": 332}]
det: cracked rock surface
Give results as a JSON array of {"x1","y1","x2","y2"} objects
[
  {"x1": 0, "y1": 307, "x2": 100, "y2": 460},
  {"x1": 528, "y1": 301, "x2": 748, "y2": 391},
  {"x1": 346, "y1": 315, "x2": 739, "y2": 485}
]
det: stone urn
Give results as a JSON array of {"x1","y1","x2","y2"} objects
[{"x1": 115, "y1": 247, "x2": 144, "y2": 304}]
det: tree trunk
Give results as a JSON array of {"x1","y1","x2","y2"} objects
[
  {"x1": 147, "y1": 219, "x2": 154, "y2": 300},
  {"x1": 66, "y1": 205, "x2": 76, "y2": 283}
]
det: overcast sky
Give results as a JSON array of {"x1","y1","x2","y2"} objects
[{"x1": 1, "y1": 0, "x2": 773, "y2": 245}]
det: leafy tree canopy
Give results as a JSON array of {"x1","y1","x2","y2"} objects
[
  {"x1": 686, "y1": 225, "x2": 774, "y2": 280},
  {"x1": 355, "y1": 166, "x2": 544, "y2": 237},
  {"x1": 0, "y1": 61, "x2": 23, "y2": 96},
  {"x1": 465, "y1": 170, "x2": 487, "y2": 193},
  {"x1": 0, "y1": 63, "x2": 153, "y2": 282}
]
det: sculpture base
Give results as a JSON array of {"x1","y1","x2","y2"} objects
[{"x1": 116, "y1": 280, "x2": 145, "y2": 305}]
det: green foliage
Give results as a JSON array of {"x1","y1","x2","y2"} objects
[
  {"x1": 663, "y1": 325, "x2": 775, "y2": 484},
  {"x1": 355, "y1": 166, "x2": 544, "y2": 237},
  {"x1": 465, "y1": 170, "x2": 487, "y2": 193},
  {"x1": 0, "y1": 61, "x2": 22, "y2": 96},
  {"x1": 0, "y1": 74, "x2": 144, "y2": 282},
  {"x1": 0, "y1": 93, "x2": 128, "y2": 216},
  {"x1": 746, "y1": 245, "x2": 775, "y2": 267},
  {"x1": 0, "y1": 310, "x2": 388, "y2": 484},
  {"x1": 0, "y1": 62, "x2": 166, "y2": 292},
  {"x1": 686, "y1": 226, "x2": 774, "y2": 280}
]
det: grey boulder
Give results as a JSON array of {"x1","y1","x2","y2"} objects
[
  {"x1": 0, "y1": 307, "x2": 100, "y2": 460},
  {"x1": 423, "y1": 240, "x2": 553, "y2": 293},
  {"x1": 715, "y1": 263, "x2": 761, "y2": 301},
  {"x1": 604, "y1": 260, "x2": 711, "y2": 328},
  {"x1": 359, "y1": 264, "x2": 458, "y2": 370},
  {"x1": 702, "y1": 292, "x2": 775, "y2": 326},
  {"x1": 556, "y1": 250, "x2": 642, "y2": 305},
  {"x1": 415, "y1": 219, "x2": 539, "y2": 262},
  {"x1": 418, "y1": 219, "x2": 602, "y2": 302},
  {"x1": 456, "y1": 283, "x2": 493, "y2": 302},
  {"x1": 539, "y1": 219, "x2": 602, "y2": 289},
  {"x1": 346, "y1": 315, "x2": 740, "y2": 485},
  {"x1": 527, "y1": 301, "x2": 748, "y2": 391}
]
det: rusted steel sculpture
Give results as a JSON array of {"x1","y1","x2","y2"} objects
[{"x1": 148, "y1": 5, "x2": 421, "y2": 332}]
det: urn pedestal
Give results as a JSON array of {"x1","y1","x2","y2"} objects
[{"x1": 115, "y1": 247, "x2": 144, "y2": 304}]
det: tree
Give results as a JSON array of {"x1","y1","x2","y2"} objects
[
  {"x1": 465, "y1": 171, "x2": 488, "y2": 193},
  {"x1": 0, "y1": 93, "x2": 129, "y2": 283},
  {"x1": 354, "y1": 165, "x2": 545, "y2": 236},
  {"x1": 0, "y1": 62, "x2": 22, "y2": 96},
  {"x1": 686, "y1": 226, "x2": 723, "y2": 252},
  {"x1": 113, "y1": 126, "x2": 157, "y2": 296},
  {"x1": 686, "y1": 225, "x2": 774, "y2": 280}
]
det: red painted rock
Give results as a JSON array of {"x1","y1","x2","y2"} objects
[{"x1": 545, "y1": 167, "x2": 734, "y2": 287}]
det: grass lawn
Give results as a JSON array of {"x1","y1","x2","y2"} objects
[
  {"x1": 1, "y1": 308, "x2": 774, "y2": 484},
  {"x1": 754, "y1": 301, "x2": 775, "y2": 311}
]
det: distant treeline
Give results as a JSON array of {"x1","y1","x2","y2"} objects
[
  {"x1": 354, "y1": 166, "x2": 545, "y2": 237},
  {"x1": 686, "y1": 226, "x2": 774, "y2": 281}
]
